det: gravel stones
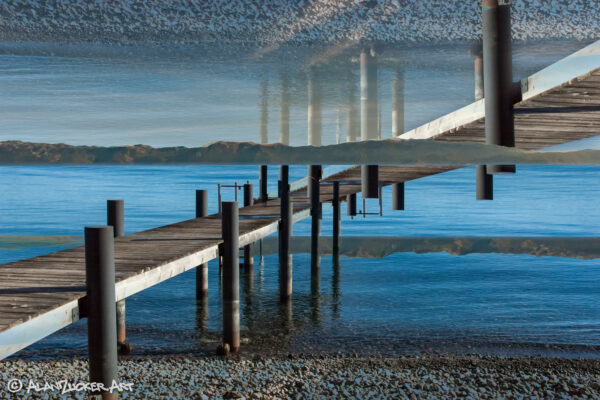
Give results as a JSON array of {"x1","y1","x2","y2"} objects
[
  {"x1": 1, "y1": 355, "x2": 599, "y2": 399},
  {"x1": 1, "y1": 0, "x2": 599, "y2": 45}
]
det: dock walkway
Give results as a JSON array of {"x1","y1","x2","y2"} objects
[{"x1": 1, "y1": 40, "x2": 599, "y2": 360}]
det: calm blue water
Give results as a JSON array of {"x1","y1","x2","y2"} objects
[{"x1": 1, "y1": 165, "x2": 599, "y2": 358}]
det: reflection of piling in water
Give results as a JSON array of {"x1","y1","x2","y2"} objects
[
  {"x1": 221, "y1": 202, "x2": 240, "y2": 352},
  {"x1": 471, "y1": 40, "x2": 494, "y2": 200},
  {"x1": 483, "y1": 0, "x2": 515, "y2": 174},
  {"x1": 332, "y1": 250, "x2": 341, "y2": 319},
  {"x1": 242, "y1": 264, "x2": 255, "y2": 332},
  {"x1": 279, "y1": 298, "x2": 293, "y2": 332},
  {"x1": 307, "y1": 68, "x2": 322, "y2": 147},
  {"x1": 346, "y1": 71, "x2": 359, "y2": 143},
  {"x1": 310, "y1": 268, "x2": 321, "y2": 324},
  {"x1": 195, "y1": 293, "x2": 209, "y2": 336},
  {"x1": 360, "y1": 46, "x2": 379, "y2": 199},
  {"x1": 279, "y1": 74, "x2": 290, "y2": 146},
  {"x1": 392, "y1": 69, "x2": 404, "y2": 138}
]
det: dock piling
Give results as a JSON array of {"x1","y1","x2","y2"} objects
[
  {"x1": 347, "y1": 193, "x2": 357, "y2": 217},
  {"x1": 259, "y1": 166, "x2": 268, "y2": 202},
  {"x1": 482, "y1": 0, "x2": 515, "y2": 174},
  {"x1": 279, "y1": 178, "x2": 293, "y2": 300},
  {"x1": 332, "y1": 182, "x2": 340, "y2": 254},
  {"x1": 476, "y1": 165, "x2": 494, "y2": 200},
  {"x1": 243, "y1": 184, "x2": 254, "y2": 272},
  {"x1": 107, "y1": 200, "x2": 131, "y2": 356},
  {"x1": 309, "y1": 165, "x2": 322, "y2": 273},
  {"x1": 196, "y1": 190, "x2": 209, "y2": 296},
  {"x1": 392, "y1": 183, "x2": 405, "y2": 210},
  {"x1": 85, "y1": 226, "x2": 118, "y2": 399},
  {"x1": 221, "y1": 202, "x2": 240, "y2": 352}
]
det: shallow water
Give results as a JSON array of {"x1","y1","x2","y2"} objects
[{"x1": 1, "y1": 165, "x2": 599, "y2": 359}]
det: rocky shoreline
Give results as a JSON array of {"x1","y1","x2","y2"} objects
[
  {"x1": 2, "y1": 355, "x2": 600, "y2": 399},
  {"x1": 1, "y1": 0, "x2": 599, "y2": 45}
]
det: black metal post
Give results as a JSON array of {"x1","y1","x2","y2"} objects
[
  {"x1": 279, "y1": 179, "x2": 293, "y2": 300},
  {"x1": 392, "y1": 182, "x2": 405, "y2": 210},
  {"x1": 332, "y1": 182, "x2": 340, "y2": 254},
  {"x1": 483, "y1": 0, "x2": 515, "y2": 174},
  {"x1": 196, "y1": 190, "x2": 209, "y2": 297},
  {"x1": 476, "y1": 165, "x2": 494, "y2": 200},
  {"x1": 347, "y1": 193, "x2": 357, "y2": 217},
  {"x1": 243, "y1": 184, "x2": 254, "y2": 272},
  {"x1": 221, "y1": 201, "x2": 240, "y2": 352},
  {"x1": 309, "y1": 165, "x2": 321, "y2": 273},
  {"x1": 107, "y1": 200, "x2": 130, "y2": 356},
  {"x1": 107, "y1": 200, "x2": 124, "y2": 237},
  {"x1": 361, "y1": 165, "x2": 379, "y2": 199},
  {"x1": 259, "y1": 165, "x2": 268, "y2": 202},
  {"x1": 85, "y1": 226, "x2": 118, "y2": 399},
  {"x1": 196, "y1": 189, "x2": 208, "y2": 218}
]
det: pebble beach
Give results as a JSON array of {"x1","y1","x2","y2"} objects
[
  {"x1": 1, "y1": 0, "x2": 599, "y2": 45},
  {"x1": 2, "y1": 355, "x2": 600, "y2": 399}
]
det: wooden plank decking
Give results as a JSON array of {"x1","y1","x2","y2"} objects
[{"x1": 1, "y1": 40, "x2": 599, "y2": 360}]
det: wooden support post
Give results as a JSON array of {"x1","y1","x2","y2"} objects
[
  {"x1": 221, "y1": 202, "x2": 240, "y2": 352},
  {"x1": 332, "y1": 182, "x2": 340, "y2": 254},
  {"x1": 309, "y1": 165, "x2": 322, "y2": 273},
  {"x1": 243, "y1": 184, "x2": 254, "y2": 272},
  {"x1": 347, "y1": 193, "x2": 357, "y2": 217},
  {"x1": 107, "y1": 200, "x2": 131, "y2": 356},
  {"x1": 483, "y1": 0, "x2": 515, "y2": 174},
  {"x1": 195, "y1": 190, "x2": 209, "y2": 296},
  {"x1": 85, "y1": 226, "x2": 118, "y2": 400},
  {"x1": 392, "y1": 182, "x2": 405, "y2": 210},
  {"x1": 279, "y1": 178, "x2": 293, "y2": 300}
]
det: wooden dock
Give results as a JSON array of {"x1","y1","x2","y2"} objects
[{"x1": 1, "y1": 39, "x2": 599, "y2": 360}]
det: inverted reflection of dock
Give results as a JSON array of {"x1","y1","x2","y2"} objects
[{"x1": 1, "y1": 38, "x2": 599, "y2": 368}]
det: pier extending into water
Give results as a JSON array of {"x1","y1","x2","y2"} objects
[{"x1": 1, "y1": 8, "x2": 599, "y2": 397}]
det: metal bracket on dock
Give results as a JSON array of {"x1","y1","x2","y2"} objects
[
  {"x1": 357, "y1": 185, "x2": 383, "y2": 218},
  {"x1": 218, "y1": 182, "x2": 244, "y2": 215}
]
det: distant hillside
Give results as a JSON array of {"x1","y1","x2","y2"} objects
[
  {"x1": 1, "y1": 0, "x2": 598, "y2": 45},
  {"x1": 2, "y1": 140, "x2": 600, "y2": 165}
]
